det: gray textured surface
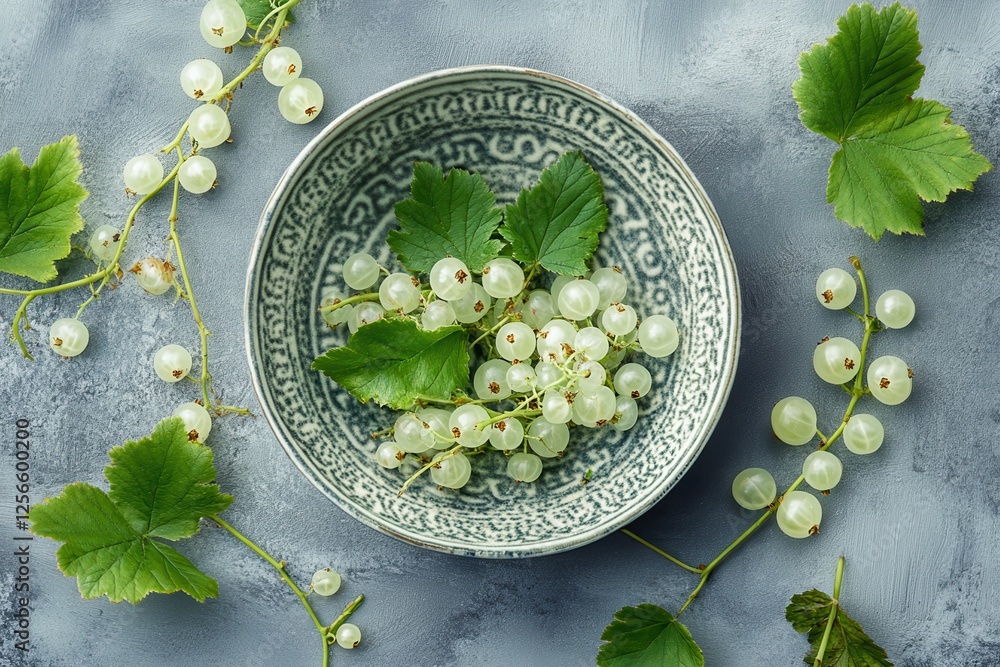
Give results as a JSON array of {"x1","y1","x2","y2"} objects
[{"x1": 1, "y1": 0, "x2": 998, "y2": 665}]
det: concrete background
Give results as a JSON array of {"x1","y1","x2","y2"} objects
[{"x1": 2, "y1": 0, "x2": 998, "y2": 665}]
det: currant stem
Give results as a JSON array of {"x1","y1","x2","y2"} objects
[
  {"x1": 326, "y1": 594, "x2": 365, "y2": 640},
  {"x1": 210, "y1": 514, "x2": 331, "y2": 667},
  {"x1": 318, "y1": 291, "x2": 379, "y2": 313},
  {"x1": 398, "y1": 444, "x2": 464, "y2": 495},
  {"x1": 813, "y1": 556, "x2": 846, "y2": 667},
  {"x1": 620, "y1": 529, "x2": 702, "y2": 575}
]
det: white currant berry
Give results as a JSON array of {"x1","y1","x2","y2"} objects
[
  {"x1": 453, "y1": 283, "x2": 491, "y2": 324},
  {"x1": 311, "y1": 568, "x2": 341, "y2": 596},
  {"x1": 574, "y1": 326, "x2": 609, "y2": 361},
  {"x1": 154, "y1": 344, "x2": 193, "y2": 383},
  {"x1": 178, "y1": 155, "x2": 217, "y2": 194},
  {"x1": 421, "y1": 300, "x2": 457, "y2": 330},
  {"x1": 481, "y1": 258, "x2": 524, "y2": 299},
  {"x1": 611, "y1": 395, "x2": 638, "y2": 431},
  {"x1": 173, "y1": 402, "x2": 212, "y2": 443},
  {"x1": 867, "y1": 355, "x2": 912, "y2": 405},
  {"x1": 526, "y1": 418, "x2": 569, "y2": 458},
  {"x1": 262, "y1": 46, "x2": 302, "y2": 87},
  {"x1": 506, "y1": 363, "x2": 536, "y2": 393},
  {"x1": 134, "y1": 257, "x2": 175, "y2": 295},
  {"x1": 179, "y1": 58, "x2": 224, "y2": 100},
  {"x1": 803, "y1": 450, "x2": 843, "y2": 491},
  {"x1": 199, "y1": 0, "x2": 247, "y2": 49},
  {"x1": 613, "y1": 363, "x2": 652, "y2": 398},
  {"x1": 590, "y1": 267, "x2": 627, "y2": 306},
  {"x1": 489, "y1": 417, "x2": 524, "y2": 451},
  {"x1": 770, "y1": 397, "x2": 817, "y2": 446},
  {"x1": 278, "y1": 77, "x2": 324, "y2": 124},
  {"x1": 507, "y1": 452, "x2": 543, "y2": 482},
  {"x1": 342, "y1": 252, "x2": 380, "y2": 290},
  {"x1": 521, "y1": 290, "x2": 557, "y2": 329},
  {"x1": 123, "y1": 154, "x2": 163, "y2": 195},
  {"x1": 542, "y1": 390, "x2": 573, "y2": 424},
  {"x1": 187, "y1": 104, "x2": 231, "y2": 148},
  {"x1": 375, "y1": 441, "x2": 403, "y2": 469},
  {"x1": 816, "y1": 268, "x2": 857, "y2": 310},
  {"x1": 602, "y1": 302, "x2": 637, "y2": 336},
  {"x1": 335, "y1": 623, "x2": 362, "y2": 649},
  {"x1": 393, "y1": 413, "x2": 433, "y2": 453},
  {"x1": 549, "y1": 275, "x2": 575, "y2": 302},
  {"x1": 379, "y1": 272, "x2": 421, "y2": 312},
  {"x1": 49, "y1": 318, "x2": 89, "y2": 357},
  {"x1": 843, "y1": 414, "x2": 884, "y2": 455},
  {"x1": 495, "y1": 322, "x2": 535, "y2": 361},
  {"x1": 557, "y1": 279, "x2": 601, "y2": 320},
  {"x1": 321, "y1": 291, "x2": 353, "y2": 327},
  {"x1": 536, "y1": 318, "x2": 577, "y2": 363},
  {"x1": 777, "y1": 491, "x2": 822, "y2": 539},
  {"x1": 813, "y1": 336, "x2": 861, "y2": 384},
  {"x1": 572, "y1": 385, "x2": 616, "y2": 427},
  {"x1": 638, "y1": 315, "x2": 679, "y2": 358},
  {"x1": 430, "y1": 452, "x2": 472, "y2": 488},
  {"x1": 429, "y1": 257, "x2": 472, "y2": 301},
  {"x1": 348, "y1": 302, "x2": 385, "y2": 333},
  {"x1": 473, "y1": 359, "x2": 512, "y2": 400},
  {"x1": 876, "y1": 290, "x2": 915, "y2": 329},
  {"x1": 534, "y1": 361, "x2": 563, "y2": 390},
  {"x1": 731, "y1": 468, "x2": 776, "y2": 510},
  {"x1": 88, "y1": 225, "x2": 121, "y2": 263},
  {"x1": 449, "y1": 405, "x2": 490, "y2": 447}
]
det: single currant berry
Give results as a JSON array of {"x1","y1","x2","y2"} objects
[
  {"x1": 506, "y1": 363, "x2": 536, "y2": 393},
  {"x1": 378, "y1": 272, "x2": 421, "y2": 312},
  {"x1": 526, "y1": 417, "x2": 569, "y2": 458},
  {"x1": 866, "y1": 355, "x2": 912, "y2": 405},
  {"x1": 802, "y1": 450, "x2": 843, "y2": 492},
  {"x1": 421, "y1": 300, "x2": 457, "y2": 330},
  {"x1": 342, "y1": 252, "x2": 380, "y2": 290},
  {"x1": 173, "y1": 402, "x2": 212, "y2": 443},
  {"x1": 495, "y1": 322, "x2": 535, "y2": 361},
  {"x1": 638, "y1": 314, "x2": 679, "y2": 358},
  {"x1": 473, "y1": 359, "x2": 512, "y2": 400},
  {"x1": 590, "y1": 266, "x2": 628, "y2": 306},
  {"x1": 123, "y1": 154, "x2": 164, "y2": 195},
  {"x1": 348, "y1": 302, "x2": 385, "y2": 333},
  {"x1": 481, "y1": 258, "x2": 524, "y2": 299},
  {"x1": 48, "y1": 318, "x2": 89, "y2": 357},
  {"x1": 843, "y1": 413, "x2": 885, "y2": 455},
  {"x1": 278, "y1": 77, "x2": 324, "y2": 124},
  {"x1": 375, "y1": 441, "x2": 404, "y2": 469},
  {"x1": 429, "y1": 257, "x2": 472, "y2": 302},
  {"x1": 613, "y1": 363, "x2": 651, "y2": 399},
  {"x1": 813, "y1": 336, "x2": 861, "y2": 384},
  {"x1": 263, "y1": 46, "x2": 303, "y2": 87},
  {"x1": 429, "y1": 452, "x2": 472, "y2": 489},
  {"x1": 776, "y1": 491, "x2": 822, "y2": 539},
  {"x1": 132, "y1": 257, "x2": 176, "y2": 296},
  {"x1": 876, "y1": 290, "x2": 915, "y2": 329},
  {"x1": 611, "y1": 395, "x2": 638, "y2": 432},
  {"x1": 815, "y1": 268, "x2": 856, "y2": 310},
  {"x1": 731, "y1": 468, "x2": 776, "y2": 510},
  {"x1": 770, "y1": 396, "x2": 817, "y2": 446},
  {"x1": 187, "y1": 104, "x2": 231, "y2": 148},
  {"x1": 178, "y1": 155, "x2": 218, "y2": 194},
  {"x1": 489, "y1": 417, "x2": 525, "y2": 451},
  {"x1": 601, "y1": 302, "x2": 638, "y2": 336},
  {"x1": 199, "y1": 0, "x2": 247, "y2": 49},
  {"x1": 507, "y1": 452, "x2": 543, "y2": 482},
  {"x1": 153, "y1": 344, "x2": 193, "y2": 383},
  {"x1": 453, "y1": 283, "x2": 491, "y2": 324},
  {"x1": 335, "y1": 623, "x2": 362, "y2": 650},
  {"x1": 448, "y1": 405, "x2": 490, "y2": 447},
  {"x1": 557, "y1": 279, "x2": 601, "y2": 321},
  {"x1": 88, "y1": 225, "x2": 122, "y2": 263},
  {"x1": 179, "y1": 58, "x2": 224, "y2": 100},
  {"x1": 311, "y1": 568, "x2": 342, "y2": 596}
]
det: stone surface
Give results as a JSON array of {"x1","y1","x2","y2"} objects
[{"x1": 1, "y1": 1, "x2": 998, "y2": 665}]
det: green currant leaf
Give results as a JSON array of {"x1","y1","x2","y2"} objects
[
  {"x1": 0, "y1": 135, "x2": 88, "y2": 282},
  {"x1": 237, "y1": 0, "x2": 294, "y2": 28},
  {"x1": 786, "y1": 589, "x2": 894, "y2": 666},
  {"x1": 500, "y1": 151, "x2": 608, "y2": 276},
  {"x1": 388, "y1": 162, "x2": 505, "y2": 273},
  {"x1": 793, "y1": 2, "x2": 991, "y2": 240},
  {"x1": 29, "y1": 418, "x2": 233, "y2": 604},
  {"x1": 312, "y1": 318, "x2": 470, "y2": 410},
  {"x1": 597, "y1": 604, "x2": 704, "y2": 667}
]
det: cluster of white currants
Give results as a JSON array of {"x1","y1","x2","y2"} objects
[
  {"x1": 50, "y1": 0, "x2": 315, "y2": 361},
  {"x1": 308, "y1": 568, "x2": 363, "y2": 650},
  {"x1": 731, "y1": 266, "x2": 915, "y2": 539},
  {"x1": 325, "y1": 253, "x2": 680, "y2": 489}
]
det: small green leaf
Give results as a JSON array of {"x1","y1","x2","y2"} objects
[
  {"x1": 388, "y1": 162, "x2": 505, "y2": 273},
  {"x1": 500, "y1": 151, "x2": 608, "y2": 275},
  {"x1": 236, "y1": 0, "x2": 294, "y2": 28},
  {"x1": 0, "y1": 135, "x2": 88, "y2": 282},
  {"x1": 598, "y1": 604, "x2": 704, "y2": 667},
  {"x1": 29, "y1": 418, "x2": 232, "y2": 604},
  {"x1": 793, "y1": 2, "x2": 991, "y2": 239},
  {"x1": 786, "y1": 589, "x2": 894, "y2": 666},
  {"x1": 312, "y1": 318, "x2": 470, "y2": 409}
]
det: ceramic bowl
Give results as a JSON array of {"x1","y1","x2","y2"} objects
[{"x1": 245, "y1": 65, "x2": 740, "y2": 557}]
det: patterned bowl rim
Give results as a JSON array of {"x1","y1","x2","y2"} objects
[{"x1": 244, "y1": 64, "x2": 742, "y2": 557}]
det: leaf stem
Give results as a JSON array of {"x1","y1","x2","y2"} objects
[
  {"x1": 813, "y1": 556, "x2": 846, "y2": 667},
  {"x1": 398, "y1": 444, "x2": 464, "y2": 495},
  {"x1": 620, "y1": 529, "x2": 702, "y2": 575},
  {"x1": 318, "y1": 291, "x2": 380, "y2": 313}
]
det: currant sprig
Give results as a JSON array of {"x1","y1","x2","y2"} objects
[{"x1": 621, "y1": 256, "x2": 916, "y2": 615}]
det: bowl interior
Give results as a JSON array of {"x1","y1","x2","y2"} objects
[{"x1": 247, "y1": 67, "x2": 739, "y2": 557}]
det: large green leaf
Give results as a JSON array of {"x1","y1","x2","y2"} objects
[
  {"x1": 786, "y1": 589, "x2": 893, "y2": 666},
  {"x1": 0, "y1": 136, "x2": 87, "y2": 282},
  {"x1": 598, "y1": 604, "x2": 704, "y2": 667},
  {"x1": 30, "y1": 418, "x2": 232, "y2": 604},
  {"x1": 500, "y1": 151, "x2": 608, "y2": 275},
  {"x1": 312, "y1": 318, "x2": 470, "y2": 409},
  {"x1": 793, "y1": 2, "x2": 991, "y2": 239},
  {"x1": 388, "y1": 162, "x2": 505, "y2": 273}
]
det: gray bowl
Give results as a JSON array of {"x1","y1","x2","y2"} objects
[{"x1": 245, "y1": 66, "x2": 740, "y2": 557}]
